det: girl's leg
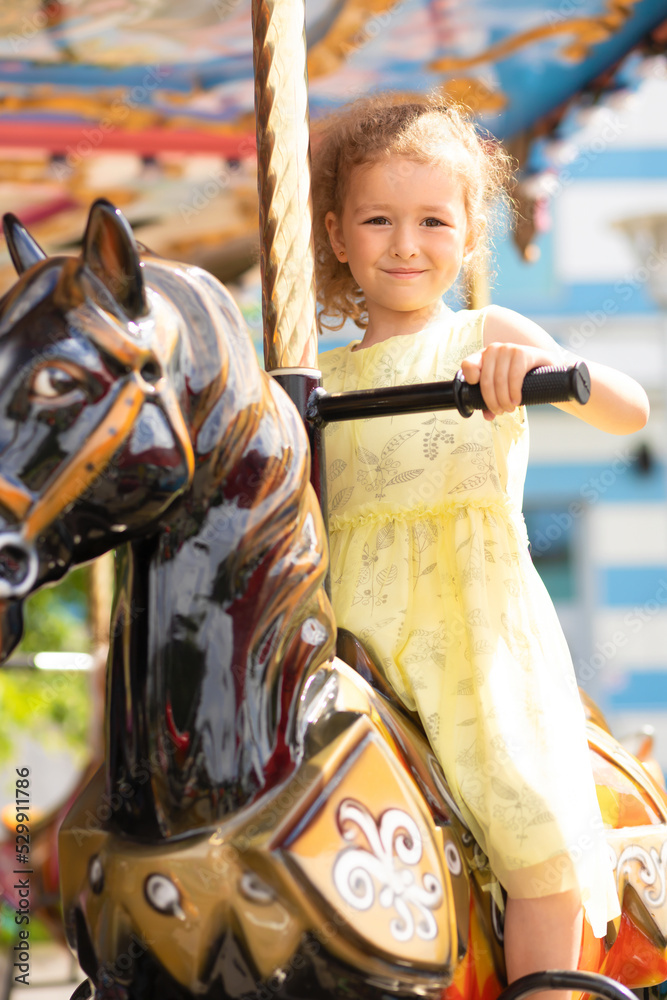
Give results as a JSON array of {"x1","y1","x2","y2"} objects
[{"x1": 504, "y1": 889, "x2": 584, "y2": 1000}]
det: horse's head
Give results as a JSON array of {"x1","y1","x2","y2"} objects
[
  {"x1": 0, "y1": 199, "x2": 196, "y2": 656},
  {"x1": 1, "y1": 199, "x2": 336, "y2": 830}
]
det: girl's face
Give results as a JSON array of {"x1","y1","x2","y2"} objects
[{"x1": 325, "y1": 154, "x2": 470, "y2": 328}]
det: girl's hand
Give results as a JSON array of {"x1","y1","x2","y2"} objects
[
  {"x1": 473, "y1": 304, "x2": 649, "y2": 434},
  {"x1": 460, "y1": 342, "x2": 561, "y2": 421}
]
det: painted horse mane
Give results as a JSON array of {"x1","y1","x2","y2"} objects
[{"x1": 0, "y1": 199, "x2": 336, "y2": 838}]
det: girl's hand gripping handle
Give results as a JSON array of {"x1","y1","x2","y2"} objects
[{"x1": 453, "y1": 361, "x2": 591, "y2": 418}]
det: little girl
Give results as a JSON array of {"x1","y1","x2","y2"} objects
[{"x1": 312, "y1": 94, "x2": 649, "y2": 992}]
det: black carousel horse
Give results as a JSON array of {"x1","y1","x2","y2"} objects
[{"x1": 0, "y1": 201, "x2": 666, "y2": 1000}]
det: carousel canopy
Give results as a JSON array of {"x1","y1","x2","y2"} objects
[{"x1": 0, "y1": 0, "x2": 665, "y2": 295}]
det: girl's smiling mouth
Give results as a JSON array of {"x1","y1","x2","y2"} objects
[{"x1": 383, "y1": 268, "x2": 425, "y2": 277}]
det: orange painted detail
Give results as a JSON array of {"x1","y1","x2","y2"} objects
[
  {"x1": 445, "y1": 897, "x2": 503, "y2": 1000},
  {"x1": 590, "y1": 728, "x2": 667, "y2": 824},
  {"x1": 0, "y1": 474, "x2": 33, "y2": 523},
  {"x1": 23, "y1": 378, "x2": 145, "y2": 542},
  {"x1": 84, "y1": 319, "x2": 160, "y2": 371},
  {"x1": 578, "y1": 918, "x2": 606, "y2": 973},
  {"x1": 599, "y1": 909, "x2": 667, "y2": 986},
  {"x1": 592, "y1": 748, "x2": 667, "y2": 830},
  {"x1": 156, "y1": 381, "x2": 195, "y2": 486}
]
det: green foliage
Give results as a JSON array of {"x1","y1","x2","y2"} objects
[
  {"x1": 0, "y1": 567, "x2": 92, "y2": 770},
  {"x1": 18, "y1": 566, "x2": 90, "y2": 655}
]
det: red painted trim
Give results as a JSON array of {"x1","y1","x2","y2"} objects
[
  {"x1": 14, "y1": 196, "x2": 79, "y2": 226},
  {"x1": 0, "y1": 123, "x2": 257, "y2": 158}
]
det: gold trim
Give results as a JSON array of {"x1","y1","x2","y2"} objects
[
  {"x1": 430, "y1": 1, "x2": 643, "y2": 74},
  {"x1": 588, "y1": 722, "x2": 667, "y2": 823},
  {"x1": 307, "y1": 0, "x2": 403, "y2": 80},
  {"x1": 438, "y1": 78, "x2": 507, "y2": 115}
]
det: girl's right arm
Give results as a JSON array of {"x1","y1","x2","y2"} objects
[{"x1": 460, "y1": 305, "x2": 649, "y2": 436}]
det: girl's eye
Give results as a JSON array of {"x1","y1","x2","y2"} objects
[
  {"x1": 32, "y1": 366, "x2": 79, "y2": 399},
  {"x1": 423, "y1": 218, "x2": 446, "y2": 227},
  {"x1": 365, "y1": 217, "x2": 389, "y2": 225}
]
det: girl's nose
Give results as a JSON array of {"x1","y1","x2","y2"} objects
[{"x1": 390, "y1": 227, "x2": 419, "y2": 258}]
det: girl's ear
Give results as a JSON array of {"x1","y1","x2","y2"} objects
[{"x1": 325, "y1": 211, "x2": 347, "y2": 262}]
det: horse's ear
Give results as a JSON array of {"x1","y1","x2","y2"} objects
[
  {"x1": 81, "y1": 199, "x2": 147, "y2": 319},
  {"x1": 2, "y1": 214, "x2": 47, "y2": 274}
]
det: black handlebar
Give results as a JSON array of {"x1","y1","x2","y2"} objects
[
  {"x1": 496, "y1": 970, "x2": 637, "y2": 1000},
  {"x1": 454, "y1": 361, "x2": 591, "y2": 417},
  {"x1": 307, "y1": 361, "x2": 591, "y2": 426}
]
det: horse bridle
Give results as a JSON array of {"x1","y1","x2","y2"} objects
[{"x1": 0, "y1": 304, "x2": 195, "y2": 599}]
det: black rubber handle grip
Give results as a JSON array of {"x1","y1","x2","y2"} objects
[
  {"x1": 496, "y1": 970, "x2": 637, "y2": 1000},
  {"x1": 453, "y1": 361, "x2": 591, "y2": 417}
]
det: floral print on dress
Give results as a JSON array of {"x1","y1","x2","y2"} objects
[
  {"x1": 358, "y1": 617, "x2": 396, "y2": 644},
  {"x1": 403, "y1": 623, "x2": 452, "y2": 669},
  {"x1": 467, "y1": 608, "x2": 490, "y2": 628},
  {"x1": 456, "y1": 529, "x2": 484, "y2": 585},
  {"x1": 356, "y1": 430, "x2": 423, "y2": 500},
  {"x1": 352, "y1": 523, "x2": 399, "y2": 608},
  {"x1": 500, "y1": 611, "x2": 532, "y2": 668},
  {"x1": 457, "y1": 667, "x2": 484, "y2": 695},
  {"x1": 370, "y1": 351, "x2": 422, "y2": 388},
  {"x1": 411, "y1": 520, "x2": 438, "y2": 589},
  {"x1": 434, "y1": 341, "x2": 477, "y2": 380},
  {"x1": 491, "y1": 779, "x2": 555, "y2": 842},
  {"x1": 426, "y1": 713, "x2": 440, "y2": 740},
  {"x1": 421, "y1": 414, "x2": 456, "y2": 460},
  {"x1": 327, "y1": 458, "x2": 354, "y2": 513},
  {"x1": 456, "y1": 735, "x2": 487, "y2": 770},
  {"x1": 449, "y1": 442, "x2": 501, "y2": 495}
]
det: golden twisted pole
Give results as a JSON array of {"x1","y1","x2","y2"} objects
[{"x1": 252, "y1": 0, "x2": 318, "y2": 372}]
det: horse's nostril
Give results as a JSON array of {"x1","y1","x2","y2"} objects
[
  {"x1": 139, "y1": 360, "x2": 161, "y2": 385},
  {"x1": 0, "y1": 536, "x2": 38, "y2": 597},
  {"x1": 0, "y1": 545, "x2": 28, "y2": 582}
]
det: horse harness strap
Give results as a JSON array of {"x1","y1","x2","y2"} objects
[
  {"x1": 0, "y1": 366, "x2": 194, "y2": 599},
  {"x1": 23, "y1": 378, "x2": 146, "y2": 544}
]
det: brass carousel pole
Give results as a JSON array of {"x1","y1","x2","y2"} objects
[
  {"x1": 87, "y1": 552, "x2": 113, "y2": 762},
  {"x1": 251, "y1": 0, "x2": 327, "y2": 509}
]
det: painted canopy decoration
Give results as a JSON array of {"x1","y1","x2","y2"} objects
[{"x1": 0, "y1": 0, "x2": 665, "y2": 299}]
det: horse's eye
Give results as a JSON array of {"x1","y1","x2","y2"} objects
[{"x1": 32, "y1": 366, "x2": 79, "y2": 399}]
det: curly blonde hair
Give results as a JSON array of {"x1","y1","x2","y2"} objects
[{"x1": 311, "y1": 91, "x2": 515, "y2": 333}]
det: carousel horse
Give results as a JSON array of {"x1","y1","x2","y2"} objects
[{"x1": 1, "y1": 200, "x2": 667, "y2": 1000}]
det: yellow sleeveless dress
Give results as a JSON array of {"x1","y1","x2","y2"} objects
[{"x1": 319, "y1": 303, "x2": 620, "y2": 937}]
